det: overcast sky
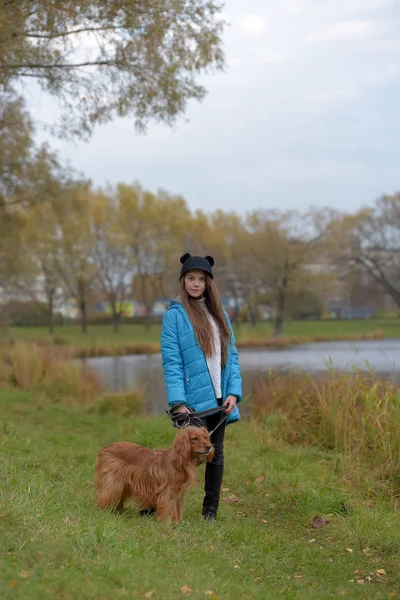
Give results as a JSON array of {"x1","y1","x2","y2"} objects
[{"x1": 28, "y1": 0, "x2": 400, "y2": 214}]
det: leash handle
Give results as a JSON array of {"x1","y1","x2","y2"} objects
[{"x1": 166, "y1": 403, "x2": 228, "y2": 431}]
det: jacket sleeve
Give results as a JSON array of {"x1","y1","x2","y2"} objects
[
  {"x1": 226, "y1": 317, "x2": 242, "y2": 403},
  {"x1": 161, "y1": 309, "x2": 187, "y2": 407}
]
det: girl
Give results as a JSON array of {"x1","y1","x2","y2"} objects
[{"x1": 161, "y1": 253, "x2": 242, "y2": 523}]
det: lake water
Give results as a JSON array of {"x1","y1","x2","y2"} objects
[{"x1": 83, "y1": 339, "x2": 400, "y2": 414}]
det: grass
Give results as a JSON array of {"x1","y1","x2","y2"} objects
[
  {"x1": 1, "y1": 319, "x2": 396, "y2": 357},
  {"x1": 1, "y1": 388, "x2": 400, "y2": 599}
]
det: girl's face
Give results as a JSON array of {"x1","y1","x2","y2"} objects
[{"x1": 184, "y1": 270, "x2": 206, "y2": 298}]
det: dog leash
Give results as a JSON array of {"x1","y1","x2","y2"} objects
[{"x1": 166, "y1": 403, "x2": 228, "y2": 436}]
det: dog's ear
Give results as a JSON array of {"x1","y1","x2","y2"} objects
[
  {"x1": 207, "y1": 445, "x2": 215, "y2": 462},
  {"x1": 173, "y1": 428, "x2": 192, "y2": 460}
]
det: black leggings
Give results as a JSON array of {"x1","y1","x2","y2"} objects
[{"x1": 202, "y1": 399, "x2": 226, "y2": 510}]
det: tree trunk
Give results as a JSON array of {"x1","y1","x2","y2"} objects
[
  {"x1": 145, "y1": 308, "x2": 151, "y2": 330},
  {"x1": 246, "y1": 300, "x2": 256, "y2": 326},
  {"x1": 80, "y1": 301, "x2": 87, "y2": 333},
  {"x1": 273, "y1": 282, "x2": 287, "y2": 337},
  {"x1": 112, "y1": 305, "x2": 120, "y2": 333},
  {"x1": 48, "y1": 292, "x2": 54, "y2": 335}
]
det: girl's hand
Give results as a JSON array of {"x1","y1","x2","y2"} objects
[
  {"x1": 175, "y1": 405, "x2": 190, "y2": 414},
  {"x1": 223, "y1": 395, "x2": 237, "y2": 415}
]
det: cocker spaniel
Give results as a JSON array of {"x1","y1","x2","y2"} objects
[{"x1": 94, "y1": 426, "x2": 214, "y2": 523}]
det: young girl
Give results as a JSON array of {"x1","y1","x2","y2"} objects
[{"x1": 161, "y1": 253, "x2": 242, "y2": 523}]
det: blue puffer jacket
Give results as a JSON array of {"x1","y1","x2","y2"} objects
[{"x1": 161, "y1": 300, "x2": 242, "y2": 424}]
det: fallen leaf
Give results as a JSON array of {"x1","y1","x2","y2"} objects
[
  {"x1": 375, "y1": 578, "x2": 387, "y2": 584},
  {"x1": 312, "y1": 516, "x2": 330, "y2": 529},
  {"x1": 354, "y1": 570, "x2": 363, "y2": 575},
  {"x1": 180, "y1": 585, "x2": 192, "y2": 595},
  {"x1": 234, "y1": 565, "x2": 240, "y2": 569},
  {"x1": 254, "y1": 475, "x2": 265, "y2": 484},
  {"x1": 223, "y1": 495, "x2": 241, "y2": 503},
  {"x1": 204, "y1": 591, "x2": 216, "y2": 598},
  {"x1": 144, "y1": 593, "x2": 154, "y2": 599},
  {"x1": 19, "y1": 571, "x2": 29, "y2": 579},
  {"x1": 209, "y1": 545, "x2": 215, "y2": 552},
  {"x1": 261, "y1": 519, "x2": 268, "y2": 524},
  {"x1": 376, "y1": 569, "x2": 386, "y2": 575},
  {"x1": 357, "y1": 579, "x2": 365, "y2": 585},
  {"x1": 366, "y1": 576, "x2": 373, "y2": 583},
  {"x1": 308, "y1": 538, "x2": 316, "y2": 543},
  {"x1": 295, "y1": 575, "x2": 305, "y2": 579},
  {"x1": 346, "y1": 548, "x2": 353, "y2": 553},
  {"x1": 221, "y1": 488, "x2": 229, "y2": 492},
  {"x1": 9, "y1": 581, "x2": 19, "y2": 588}
]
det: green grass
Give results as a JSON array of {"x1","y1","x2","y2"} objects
[
  {"x1": 1, "y1": 388, "x2": 399, "y2": 599},
  {"x1": 4, "y1": 318, "x2": 400, "y2": 348}
]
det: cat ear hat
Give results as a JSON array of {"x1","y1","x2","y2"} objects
[{"x1": 179, "y1": 253, "x2": 215, "y2": 280}]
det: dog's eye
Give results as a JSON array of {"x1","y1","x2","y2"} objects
[{"x1": 191, "y1": 436, "x2": 198, "y2": 441}]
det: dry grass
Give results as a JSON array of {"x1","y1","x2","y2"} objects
[
  {"x1": 236, "y1": 330, "x2": 383, "y2": 349},
  {"x1": 2, "y1": 329, "x2": 384, "y2": 359},
  {"x1": 31, "y1": 329, "x2": 388, "y2": 358},
  {"x1": 0, "y1": 342, "x2": 143, "y2": 413},
  {"x1": 252, "y1": 370, "x2": 400, "y2": 488},
  {"x1": 68, "y1": 342, "x2": 160, "y2": 358}
]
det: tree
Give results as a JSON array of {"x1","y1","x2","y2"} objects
[
  {"x1": 331, "y1": 194, "x2": 400, "y2": 310},
  {"x1": 118, "y1": 182, "x2": 191, "y2": 327},
  {"x1": 90, "y1": 189, "x2": 135, "y2": 333},
  {"x1": 54, "y1": 182, "x2": 97, "y2": 333},
  {"x1": 0, "y1": 1, "x2": 225, "y2": 138},
  {"x1": 20, "y1": 200, "x2": 64, "y2": 335},
  {"x1": 247, "y1": 209, "x2": 332, "y2": 336},
  {"x1": 207, "y1": 212, "x2": 256, "y2": 324},
  {"x1": 0, "y1": 95, "x2": 33, "y2": 209},
  {"x1": 0, "y1": 95, "x2": 36, "y2": 285},
  {"x1": 0, "y1": 95, "x2": 65, "y2": 295}
]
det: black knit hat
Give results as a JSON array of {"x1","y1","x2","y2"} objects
[{"x1": 179, "y1": 253, "x2": 215, "y2": 279}]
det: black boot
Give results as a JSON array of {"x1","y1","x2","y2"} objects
[{"x1": 202, "y1": 505, "x2": 217, "y2": 523}]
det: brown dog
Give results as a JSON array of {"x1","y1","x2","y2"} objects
[{"x1": 94, "y1": 426, "x2": 214, "y2": 523}]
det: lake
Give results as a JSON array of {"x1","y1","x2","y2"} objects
[{"x1": 83, "y1": 339, "x2": 400, "y2": 414}]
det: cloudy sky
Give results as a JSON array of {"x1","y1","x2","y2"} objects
[{"x1": 29, "y1": 0, "x2": 400, "y2": 214}]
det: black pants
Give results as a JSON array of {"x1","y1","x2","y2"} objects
[{"x1": 202, "y1": 399, "x2": 226, "y2": 511}]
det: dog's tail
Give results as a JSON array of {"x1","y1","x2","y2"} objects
[{"x1": 94, "y1": 452, "x2": 127, "y2": 509}]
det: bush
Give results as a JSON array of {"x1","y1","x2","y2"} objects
[
  {"x1": 252, "y1": 370, "x2": 400, "y2": 484},
  {"x1": 0, "y1": 342, "x2": 102, "y2": 405},
  {"x1": 2, "y1": 301, "x2": 63, "y2": 327}
]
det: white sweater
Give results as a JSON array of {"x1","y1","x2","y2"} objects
[{"x1": 198, "y1": 297, "x2": 222, "y2": 398}]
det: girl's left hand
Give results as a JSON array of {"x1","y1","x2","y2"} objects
[{"x1": 223, "y1": 395, "x2": 237, "y2": 415}]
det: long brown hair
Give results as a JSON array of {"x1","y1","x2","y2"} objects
[{"x1": 180, "y1": 274, "x2": 231, "y2": 366}]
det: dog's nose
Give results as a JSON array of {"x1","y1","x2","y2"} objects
[{"x1": 205, "y1": 445, "x2": 212, "y2": 452}]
